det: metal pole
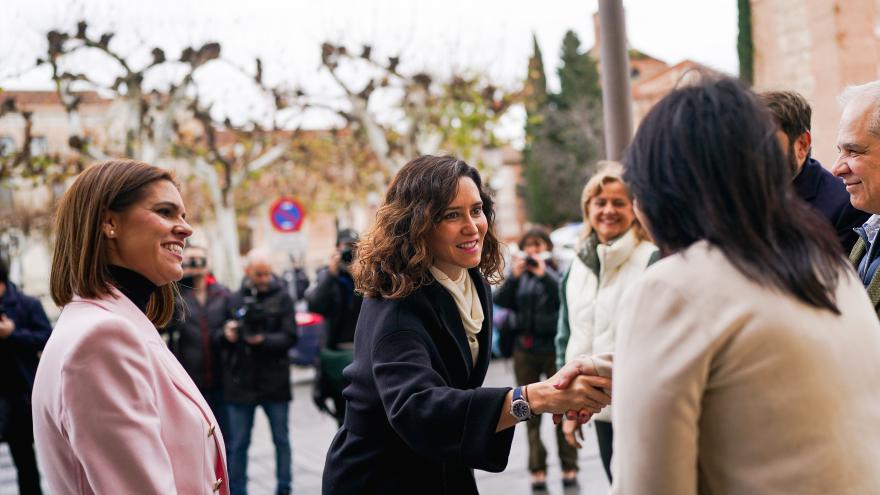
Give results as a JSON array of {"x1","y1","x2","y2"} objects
[{"x1": 598, "y1": 0, "x2": 633, "y2": 160}]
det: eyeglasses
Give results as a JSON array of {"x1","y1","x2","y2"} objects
[{"x1": 183, "y1": 257, "x2": 207, "y2": 269}]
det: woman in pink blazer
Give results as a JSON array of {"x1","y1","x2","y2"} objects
[{"x1": 32, "y1": 160, "x2": 229, "y2": 494}]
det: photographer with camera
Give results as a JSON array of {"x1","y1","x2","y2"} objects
[
  {"x1": 222, "y1": 249, "x2": 297, "y2": 495},
  {"x1": 493, "y1": 227, "x2": 578, "y2": 490},
  {"x1": 0, "y1": 257, "x2": 51, "y2": 495},
  {"x1": 305, "y1": 229, "x2": 361, "y2": 425},
  {"x1": 166, "y1": 245, "x2": 231, "y2": 450}
]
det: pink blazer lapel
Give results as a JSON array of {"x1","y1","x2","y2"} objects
[{"x1": 72, "y1": 290, "x2": 210, "y2": 408}]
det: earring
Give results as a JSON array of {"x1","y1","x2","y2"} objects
[{"x1": 109, "y1": 229, "x2": 115, "y2": 237}]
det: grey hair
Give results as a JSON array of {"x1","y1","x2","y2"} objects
[
  {"x1": 839, "y1": 81, "x2": 880, "y2": 136},
  {"x1": 244, "y1": 248, "x2": 273, "y2": 268}
]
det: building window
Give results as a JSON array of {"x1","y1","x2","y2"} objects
[
  {"x1": 0, "y1": 135, "x2": 14, "y2": 156},
  {"x1": 29, "y1": 136, "x2": 49, "y2": 156}
]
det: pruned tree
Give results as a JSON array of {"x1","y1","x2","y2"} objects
[
  {"x1": 37, "y1": 20, "x2": 222, "y2": 163},
  {"x1": 314, "y1": 42, "x2": 518, "y2": 176},
  {"x1": 0, "y1": 92, "x2": 85, "y2": 239},
  {"x1": 171, "y1": 86, "x2": 298, "y2": 283},
  {"x1": 11, "y1": 21, "x2": 301, "y2": 285}
]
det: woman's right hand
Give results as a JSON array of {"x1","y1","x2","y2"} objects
[{"x1": 562, "y1": 419, "x2": 584, "y2": 448}]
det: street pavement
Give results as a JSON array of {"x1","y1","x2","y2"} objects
[{"x1": 1, "y1": 358, "x2": 610, "y2": 494}]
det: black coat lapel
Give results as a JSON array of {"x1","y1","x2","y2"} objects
[
  {"x1": 423, "y1": 281, "x2": 475, "y2": 378},
  {"x1": 418, "y1": 269, "x2": 494, "y2": 387}
]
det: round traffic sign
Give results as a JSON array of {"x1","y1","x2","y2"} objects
[{"x1": 269, "y1": 197, "x2": 305, "y2": 233}]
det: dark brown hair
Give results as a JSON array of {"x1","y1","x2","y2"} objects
[
  {"x1": 760, "y1": 90, "x2": 812, "y2": 145},
  {"x1": 518, "y1": 226, "x2": 553, "y2": 251},
  {"x1": 354, "y1": 155, "x2": 504, "y2": 299},
  {"x1": 625, "y1": 77, "x2": 847, "y2": 313},
  {"x1": 51, "y1": 159, "x2": 179, "y2": 326}
]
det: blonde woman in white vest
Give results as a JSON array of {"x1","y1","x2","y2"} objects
[{"x1": 554, "y1": 161, "x2": 657, "y2": 482}]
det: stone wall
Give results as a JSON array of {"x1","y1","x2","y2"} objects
[{"x1": 752, "y1": 0, "x2": 880, "y2": 167}]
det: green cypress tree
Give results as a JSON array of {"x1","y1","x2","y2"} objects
[
  {"x1": 523, "y1": 30, "x2": 604, "y2": 227},
  {"x1": 738, "y1": 0, "x2": 754, "y2": 85},
  {"x1": 557, "y1": 31, "x2": 602, "y2": 108},
  {"x1": 525, "y1": 34, "x2": 547, "y2": 112},
  {"x1": 523, "y1": 34, "x2": 554, "y2": 226}
]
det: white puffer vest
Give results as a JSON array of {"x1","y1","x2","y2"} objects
[{"x1": 563, "y1": 228, "x2": 656, "y2": 422}]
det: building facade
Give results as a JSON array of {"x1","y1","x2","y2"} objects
[{"x1": 752, "y1": 0, "x2": 880, "y2": 167}]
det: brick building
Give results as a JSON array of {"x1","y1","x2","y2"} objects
[
  {"x1": 589, "y1": 12, "x2": 724, "y2": 129},
  {"x1": 752, "y1": 0, "x2": 880, "y2": 167}
]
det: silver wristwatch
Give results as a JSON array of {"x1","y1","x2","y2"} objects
[{"x1": 510, "y1": 386, "x2": 532, "y2": 422}]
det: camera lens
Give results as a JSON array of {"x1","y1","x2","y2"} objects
[{"x1": 340, "y1": 247, "x2": 354, "y2": 264}]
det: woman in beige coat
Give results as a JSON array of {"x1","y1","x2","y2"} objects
[{"x1": 613, "y1": 77, "x2": 880, "y2": 494}]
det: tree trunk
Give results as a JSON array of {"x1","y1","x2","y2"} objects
[
  {"x1": 214, "y1": 201, "x2": 243, "y2": 286},
  {"x1": 194, "y1": 158, "x2": 243, "y2": 286}
]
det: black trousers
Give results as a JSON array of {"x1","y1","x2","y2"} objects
[
  {"x1": 2, "y1": 395, "x2": 42, "y2": 495},
  {"x1": 595, "y1": 420, "x2": 613, "y2": 482}
]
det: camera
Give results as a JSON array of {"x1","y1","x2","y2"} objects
[
  {"x1": 235, "y1": 288, "x2": 269, "y2": 339},
  {"x1": 524, "y1": 251, "x2": 553, "y2": 268},
  {"x1": 340, "y1": 246, "x2": 355, "y2": 265}
]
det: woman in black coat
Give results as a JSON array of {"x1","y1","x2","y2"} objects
[{"x1": 322, "y1": 155, "x2": 613, "y2": 495}]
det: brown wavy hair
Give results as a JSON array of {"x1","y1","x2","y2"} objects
[
  {"x1": 354, "y1": 155, "x2": 504, "y2": 299},
  {"x1": 51, "y1": 159, "x2": 180, "y2": 327}
]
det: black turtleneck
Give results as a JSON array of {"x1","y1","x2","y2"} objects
[{"x1": 108, "y1": 265, "x2": 157, "y2": 313}]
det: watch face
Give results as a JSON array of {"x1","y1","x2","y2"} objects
[{"x1": 512, "y1": 400, "x2": 531, "y2": 420}]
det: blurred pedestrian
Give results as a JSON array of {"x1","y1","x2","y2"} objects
[
  {"x1": 760, "y1": 89, "x2": 869, "y2": 252},
  {"x1": 493, "y1": 227, "x2": 578, "y2": 489},
  {"x1": 307, "y1": 229, "x2": 361, "y2": 350},
  {"x1": 223, "y1": 249, "x2": 297, "y2": 495},
  {"x1": 0, "y1": 257, "x2": 51, "y2": 495},
  {"x1": 614, "y1": 76, "x2": 880, "y2": 493},
  {"x1": 305, "y1": 228, "x2": 361, "y2": 425},
  {"x1": 166, "y1": 244, "x2": 232, "y2": 450},
  {"x1": 33, "y1": 159, "x2": 228, "y2": 494},
  {"x1": 282, "y1": 258, "x2": 310, "y2": 303},
  {"x1": 554, "y1": 161, "x2": 657, "y2": 482},
  {"x1": 322, "y1": 155, "x2": 613, "y2": 495}
]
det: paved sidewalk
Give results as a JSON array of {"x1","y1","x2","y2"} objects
[{"x1": 1, "y1": 359, "x2": 611, "y2": 494}]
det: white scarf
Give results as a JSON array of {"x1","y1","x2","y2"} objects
[{"x1": 429, "y1": 266, "x2": 483, "y2": 364}]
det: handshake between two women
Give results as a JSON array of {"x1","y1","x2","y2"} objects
[{"x1": 498, "y1": 353, "x2": 613, "y2": 432}]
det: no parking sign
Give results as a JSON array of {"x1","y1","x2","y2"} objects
[{"x1": 269, "y1": 197, "x2": 305, "y2": 233}]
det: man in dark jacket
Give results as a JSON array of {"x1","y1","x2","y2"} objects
[
  {"x1": 305, "y1": 229, "x2": 361, "y2": 425},
  {"x1": 761, "y1": 90, "x2": 870, "y2": 252},
  {"x1": 166, "y1": 245, "x2": 231, "y2": 449},
  {"x1": 222, "y1": 250, "x2": 298, "y2": 495},
  {"x1": 0, "y1": 258, "x2": 50, "y2": 495}
]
